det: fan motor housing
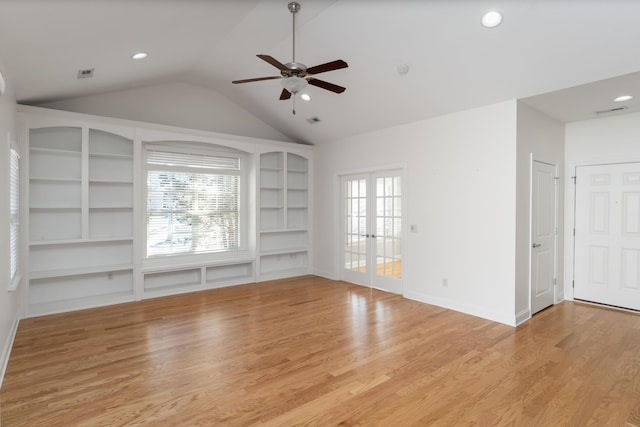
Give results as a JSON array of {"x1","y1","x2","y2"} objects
[{"x1": 281, "y1": 62, "x2": 308, "y2": 78}]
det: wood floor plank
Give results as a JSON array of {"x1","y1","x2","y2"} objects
[{"x1": 1, "y1": 276, "x2": 640, "y2": 426}]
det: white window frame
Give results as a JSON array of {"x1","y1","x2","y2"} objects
[
  {"x1": 9, "y1": 146, "x2": 20, "y2": 290},
  {"x1": 143, "y1": 142, "x2": 248, "y2": 262}
]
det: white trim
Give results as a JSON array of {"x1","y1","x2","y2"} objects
[
  {"x1": 312, "y1": 268, "x2": 336, "y2": 281},
  {"x1": 405, "y1": 290, "x2": 518, "y2": 327},
  {"x1": 515, "y1": 309, "x2": 531, "y2": 326},
  {"x1": 0, "y1": 315, "x2": 20, "y2": 389}
]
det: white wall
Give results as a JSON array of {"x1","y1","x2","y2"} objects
[
  {"x1": 564, "y1": 111, "x2": 640, "y2": 300},
  {"x1": 37, "y1": 81, "x2": 293, "y2": 143},
  {"x1": 314, "y1": 100, "x2": 520, "y2": 325},
  {"x1": 515, "y1": 102, "x2": 565, "y2": 321},
  {"x1": 0, "y1": 57, "x2": 21, "y2": 388}
]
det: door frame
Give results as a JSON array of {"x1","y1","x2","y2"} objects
[
  {"x1": 334, "y1": 163, "x2": 407, "y2": 294},
  {"x1": 529, "y1": 156, "x2": 559, "y2": 315}
]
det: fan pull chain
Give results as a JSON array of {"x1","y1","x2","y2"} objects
[{"x1": 292, "y1": 95, "x2": 296, "y2": 115}]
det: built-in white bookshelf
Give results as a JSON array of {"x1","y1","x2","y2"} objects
[
  {"x1": 20, "y1": 106, "x2": 313, "y2": 317},
  {"x1": 27, "y1": 125, "x2": 135, "y2": 316},
  {"x1": 142, "y1": 260, "x2": 255, "y2": 298},
  {"x1": 258, "y1": 151, "x2": 311, "y2": 280}
]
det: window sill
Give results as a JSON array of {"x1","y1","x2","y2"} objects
[
  {"x1": 8, "y1": 274, "x2": 22, "y2": 292},
  {"x1": 142, "y1": 251, "x2": 254, "y2": 273}
]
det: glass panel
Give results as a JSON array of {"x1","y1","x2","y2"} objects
[
  {"x1": 344, "y1": 178, "x2": 367, "y2": 273},
  {"x1": 375, "y1": 175, "x2": 402, "y2": 279}
]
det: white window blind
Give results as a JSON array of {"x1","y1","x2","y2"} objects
[
  {"x1": 146, "y1": 149, "x2": 241, "y2": 257},
  {"x1": 9, "y1": 147, "x2": 19, "y2": 283}
]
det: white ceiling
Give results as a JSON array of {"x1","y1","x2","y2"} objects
[{"x1": 1, "y1": 0, "x2": 639, "y2": 145}]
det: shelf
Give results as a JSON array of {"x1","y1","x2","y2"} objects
[
  {"x1": 30, "y1": 206, "x2": 81, "y2": 211},
  {"x1": 89, "y1": 152, "x2": 134, "y2": 159},
  {"x1": 260, "y1": 186, "x2": 283, "y2": 190},
  {"x1": 30, "y1": 264, "x2": 133, "y2": 280},
  {"x1": 30, "y1": 147, "x2": 81, "y2": 155},
  {"x1": 142, "y1": 256, "x2": 255, "y2": 274},
  {"x1": 287, "y1": 168, "x2": 308, "y2": 173},
  {"x1": 260, "y1": 167, "x2": 284, "y2": 172},
  {"x1": 260, "y1": 248, "x2": 308, "y2": 256},
  {"x1": 30, "y1": 237, "x2": 133, "y2": 246},
  {"x1": 260, "y1": 228, "x2": 308, "y2": 234},
  {"x1": 89, "y1": 206, "x2": 133, "y2": 210},
  {"x1": 30, "y1": 177, "x2": 81, "y2": 183},
  {"x1": 261, "y1": 206, "x2": 284, "y2": 210},
  {"x1": 89, "y1": 179, "x2": 134, "y2": 184}
]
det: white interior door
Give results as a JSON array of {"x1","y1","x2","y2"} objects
[
  {"x1": 574, "y1": 162, "x2": 640, "y2": 311},
  {"x1": 531, "y1": 160, "x2": 557, "y2": 314},
  {"x1": 342, "y1": 171, "x2": 403, "y2": 294}
]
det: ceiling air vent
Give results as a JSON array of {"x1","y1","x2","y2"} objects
[
  {"x1": 595, "y1": 106, "x2": 627, "y2": 115},
  {"x1": 306, "y1": 116, "x2": 321, "y2": 124},
  {"x1": 77, "y1": 68, "x2": 94, "y2": 79}
]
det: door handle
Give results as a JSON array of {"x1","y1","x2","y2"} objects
[{"x1": 532, "y1": 243, "x2": 542, "y2": 248}]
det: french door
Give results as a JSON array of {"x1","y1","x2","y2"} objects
[{"x1": 342, "y1": 170, "x2": 403, "y2": 294}]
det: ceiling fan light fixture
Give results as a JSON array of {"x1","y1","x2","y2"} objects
[
  {"x1": 131, "y1": 52, "x2": 148, "y2": 60},
  {"x1": 282, "y1": 76, "x2": 308, "y2": 93},
  {"x1": 300, "y1": 93, "x2": 311, "y2": 101},
  {"x1": 481, "y1": 11, "x2": 503, "y2": 28}
]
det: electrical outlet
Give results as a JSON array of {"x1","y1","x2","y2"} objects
[
  {"x1": 442, "y1": 278, "x2": 448, "y2": 288},
  {"x1": 410, "y1": 224, "x2": 418, "y2": 233}
]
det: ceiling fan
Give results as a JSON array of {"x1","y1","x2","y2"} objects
[{"x1": 232, "y1": 2, "x2": 348, "y2": 114}]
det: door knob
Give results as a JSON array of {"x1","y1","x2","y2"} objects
[{"x1": 532, "y1": 243, "x2": 542, "y2": 248}]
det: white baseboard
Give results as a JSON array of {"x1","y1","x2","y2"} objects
[
  {"x1": 0, "y1": 314, "x2": 20, "y2": 389},
  {"x1": 515, "y1": 308, "x2": 531, "y2": 326},
  {"x1": 312, "y1": 269, "x2": 336, "y2": 281},
  {"x1": 404, "y1": 290, "x2": 518, "y2": 327}
]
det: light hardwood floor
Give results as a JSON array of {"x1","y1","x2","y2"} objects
[{"x1": 1, "y1": 275, "x2": 640, "y2": 426}]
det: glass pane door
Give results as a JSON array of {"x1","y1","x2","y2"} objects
[
  {"x1": 342, "y1": 170, "x2": 403, "y2": 293},
  {"x1": 342, "y1": 176, "x2": 369, "y2": 285}
]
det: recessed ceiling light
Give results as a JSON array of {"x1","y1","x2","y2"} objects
[
  {"x1": 300, "y1": 93, "x2": 311, "y2": 102},
  {"x1": 481, "y1": 11, "x2": 503, "y2": 28},
  {"x1": 131, "y1": 52, "x2": 148, "y2": 60},
  {"x1": 614, "y1": 95, "x2": 633, "y2": 102}
]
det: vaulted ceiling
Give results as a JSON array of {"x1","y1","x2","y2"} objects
[{"x1": 1, "y1": 0, "x2": 639, "y2": 144}]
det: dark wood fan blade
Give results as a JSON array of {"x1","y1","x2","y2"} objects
[
  {"x1": 308, "y1": 78, "x2": 346, "y2": 94},
  {"x1": 280, "y1": 89, "x2": 292, "y2": 100},
  {"x1": 257, "y1": 54, "x2": 289, "y2": 71},
  {"x1": 306, "y1": 59, "x2": 348, "y2": 75},
  {"x1": 232, "y1": 76, "x2": 281, "y2": 84}
]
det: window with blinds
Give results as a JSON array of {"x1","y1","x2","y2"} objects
[
  {"x1": 146, "y1": 149, "x2": 241, "y2": 257},
  {"x1": 9, "y1": 147, "x2": 19, "y2": 286}
]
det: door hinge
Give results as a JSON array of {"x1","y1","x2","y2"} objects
[
  {"x1": 573, "y1": 228, "x2": 576, "y2": 236},
  {"x1": 553, "y1": 277, "x2": 557, "y2": 285},
  {"x1": 571, "y1": 176, "x2": 576, "y2": 184},
  {"x1": 572, "y1": 280, "x2": 575, "y2": 288}
]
